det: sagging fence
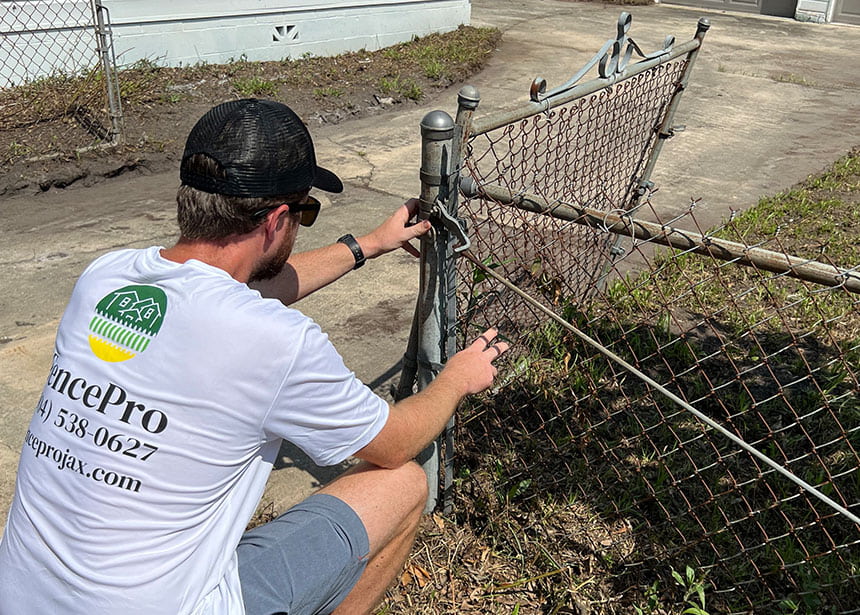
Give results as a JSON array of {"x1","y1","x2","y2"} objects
[
  {"x1": 400, "y1": 12, "x2": 859, "y2": 613},
  {"x1": 0, "y1": 0, "x2": 123, "y2": 165}
]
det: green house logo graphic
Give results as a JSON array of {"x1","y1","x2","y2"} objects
[{"x1": 88, "y1": 285, "x2": 168, "y2": 362}]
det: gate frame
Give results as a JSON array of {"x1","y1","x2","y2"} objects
[{"x1": 400, "y1": 12, "x2": 712, "y2": 511}]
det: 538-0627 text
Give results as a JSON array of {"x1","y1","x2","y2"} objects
[{"x1": 39, "y1": 400, "x2": 159, "y2": 461}]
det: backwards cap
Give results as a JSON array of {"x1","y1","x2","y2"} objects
[{"x1": 180, "y1": 98, "x2": 343, "y2": 197}]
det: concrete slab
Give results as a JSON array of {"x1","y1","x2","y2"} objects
[{"x1": 2, "y1": 0, "x2": 859, "y2": 520}]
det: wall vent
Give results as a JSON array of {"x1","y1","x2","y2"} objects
[{"x1": 272, "y1": 24, "x2": 298, "y2": 43}]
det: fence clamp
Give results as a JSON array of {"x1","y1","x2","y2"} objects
[
  {"x1": 636, "y1": 179, "x2": 655, "y2": 197},
  {"x1": 659, "y1": 124, "x2": 686, "y2": 139},
  {"x1": 431, "y1": 198, "x2": 471, "y2": 254}
]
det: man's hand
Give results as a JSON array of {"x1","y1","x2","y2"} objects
[
  {"x1": 440, "y1": 328, "x2": 510, "y2": 396},
  {"x1": 358, "y1": 199, "x2": 432, "y2": 259},
  {"x1": 357, "y1": 327, "x2": 510, "y2": 468}
]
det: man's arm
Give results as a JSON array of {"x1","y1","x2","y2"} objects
[
  {"x1": 252, "y1": 199, "x2": 431, "y2": 304},
  {"x1": 355, "y1": 328, "x2": 510, "y2": 468}
]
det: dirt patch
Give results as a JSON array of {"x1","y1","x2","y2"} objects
[{"x1": 0, "y1": 25, "x2": 501, "y2": 198}]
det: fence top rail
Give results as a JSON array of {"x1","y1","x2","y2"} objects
[{"x1": 468, "y1": 13, "x2": 708, "y2": 137}]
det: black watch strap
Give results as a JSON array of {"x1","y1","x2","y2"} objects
[{"x1": 337, "y1": 234, "x2": 366, "y2": 269}]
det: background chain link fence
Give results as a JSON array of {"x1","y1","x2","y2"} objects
[
  {"x1": 1, "y1": 0, "x2": 122, "y2": 166},
  {"x1": 424, "y1": 14, "x2": 860, "y2": 614}
]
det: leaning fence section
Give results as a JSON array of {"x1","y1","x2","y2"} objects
[
  {"x1": 0, "y1": 0, "x2": 122, "y2": 167},
  {"x1": 405, "y1": 11, "x2": 859, "y2": 614},
  {"x1": 456, "y1": 13, "x2": 705, "y2": 349},
  {"x1": 456, "y1": 192, "x2": 860, "y2": 612}
]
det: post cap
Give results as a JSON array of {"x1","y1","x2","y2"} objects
[
  {"x1": 457, "y1": 85, "x2": 481, "y2": 110},
  {"x1": 420, "y1": 110, "x2": 455, "y2": 140}
]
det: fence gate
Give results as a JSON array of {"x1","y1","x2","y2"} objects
[
  {"x1": 401, "y1": 12, "x2": 859, "y2": 613},
  {"x1": 0, "y1": 0, "x2": 123, "y2": 167}
]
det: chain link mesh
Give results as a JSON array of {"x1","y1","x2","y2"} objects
[
  {"x1": 1, "y1": 0, "x2": 119, "y2": 165},
  {"x1": 460, "y1": 60, "x2": 687, "y2": 341},
  {"x1": 452, "y1": 60, "x2": 859, "y2": 613}
]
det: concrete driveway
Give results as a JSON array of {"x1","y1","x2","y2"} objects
[{"x1": 1, "y1": 0, "x2": 858, "y2": 520}]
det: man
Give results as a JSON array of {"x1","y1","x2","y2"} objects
[{"x1": 0, "y1": 98, "x2": 508, "y2": 614}]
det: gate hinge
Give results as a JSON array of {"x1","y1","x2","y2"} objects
[
  {"x1": 636, "y1": 179, "x2": 655, "y2": 196},
  {"x1": 610, "y1": 243, "x2": 626, "y2": 257}
]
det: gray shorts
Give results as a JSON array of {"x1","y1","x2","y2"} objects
[{"x1": 237, "y1": 493, "x2": 369, "y2": 615}]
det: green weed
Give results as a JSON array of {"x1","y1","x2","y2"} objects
[
  {"x1": 5, "y1": 141, "x2": 32, "y2": 160},
  {"x1": 771, "y1": 72, "x2": 813, "y2": 86},
  {"x1": 672, "y1": 565, "x2": 710, "y2": 615},
  {"x1": 159, "y1": 92, "x2": 183, "y2": 104},
  {"x1": 633, "y1": 580, "x2": 661, "y2": 614},
  {"x1": 378, "y1": 75, "x2": 423, "y2": 100},
  {"x1": 313, "y1": 86, "x2": 343, "y2": 98},
  {"x1": 232, "y1": 76, "x2": 278, "y2": 96}
]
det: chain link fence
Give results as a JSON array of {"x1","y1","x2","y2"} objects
[
  {"x1": 456, "y1": 193, "x2": 859, "y2": 612},
  {"x1": 0, "y1": 0, "x2": 122, "y2": 166},
  {"x1": 407, "y1": 12, "x2": 859, "y2": 613}
]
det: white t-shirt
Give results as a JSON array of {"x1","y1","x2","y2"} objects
[{"x1": 0, "y1": 247, "x2": 389, "y2": 614}]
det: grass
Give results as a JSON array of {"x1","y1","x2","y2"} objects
[
  {"x1": 378, "y1": 75, "x2": 423, "y2": 100},
  {"x1": 383, "y1": 149, "x2": 860, "y2": 614},
  {"x1": 0, "y1": 24, "x2": 501, "y2": 167},
  {"x1": 313, "y1": 86, "x2": 343, "y2": 98},
  {"x1": 637, "y1": 150, "x2": 860, "y2": 339},
  {"x1": 729, "y1": 151, "x2": 860, "y2": 261},
  {"x1": 382, "y1": 27, "x2": 501, "y2": 82},
  {"x1": 231, "y1": 76, "x2": 279, "y2": 97}
]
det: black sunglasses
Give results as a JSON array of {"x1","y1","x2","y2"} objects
[{"x1": 251, "y1": 195, "x2": 321, "y2": 227}]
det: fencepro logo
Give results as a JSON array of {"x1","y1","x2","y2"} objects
[{"x1": 88, "y1": 285, "x2": 168, "y2": 362}]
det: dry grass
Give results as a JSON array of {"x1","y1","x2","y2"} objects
[
  {"x1": 377, "y1": 149, "x2": 860, "y2": 615},
  {"x1": 0, "y1": 25, "x2": 501, "y2": 193}
]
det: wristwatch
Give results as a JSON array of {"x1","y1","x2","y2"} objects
[{"x1": 337, "y1": 234, "x2": 366, "y2": 269}]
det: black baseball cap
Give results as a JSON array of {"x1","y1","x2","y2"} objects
[{"x1": 180, "y1": 98, "x2": 343, "y2": 197}]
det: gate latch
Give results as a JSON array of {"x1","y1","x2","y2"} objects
[{"x1": 431, "y1": 199, "x2": 471, "y2": 254}]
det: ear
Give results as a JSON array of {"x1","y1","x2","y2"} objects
[{"x1": 261, "y1": 204, "x2": 289, "y2": 239}]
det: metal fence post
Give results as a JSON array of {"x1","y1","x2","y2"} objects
[
  {"x1": 409, "y1": 110, "x2": 456, "y2": 512},
  {"x1": 597, "y1": 17, "x2": 711, "y2": 290},
  {"x1": 437, "y1": 85, "x2": 481, "y2": 513},
  {"x1": 91, "y1": 0, "x2": 124, "y2": 144}
]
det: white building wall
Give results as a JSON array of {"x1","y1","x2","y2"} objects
[
  {"x1": 795, "y1": 0, "x2": 830, "y2": 21},
  {"x1": 1, "y1": 0, "x2": 471, "y2": 86},
  {"x1": 107, "y1": 0, "x2": 472, "y2": 67}
]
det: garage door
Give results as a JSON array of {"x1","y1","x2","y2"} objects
[
  {"x1": 663, "y1": 0, "x2": 805, "y2": 16},
  {"x1": 833, "y1": 0, "x2": 860, "y2": 23},
  {"x1": 661, "y1": 0, "x2": 760, "y2": 13}
]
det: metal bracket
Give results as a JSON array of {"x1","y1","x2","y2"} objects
[
  {"x1": 609, "y1": 244, "x2": 627, "y2": 257},
  {"x1": 636, "y1": 179, "x2": 655, "y2": 196},
  {"x1": 431, "y1": 199, "x2": 471, "y2": 253},
  {"x1": 659, "y1": 124, "x2": 686, "y2": 139}
]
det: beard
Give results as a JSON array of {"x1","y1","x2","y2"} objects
[{"x1": 249, "y1": 235, "x2": 293, "y2": 282}]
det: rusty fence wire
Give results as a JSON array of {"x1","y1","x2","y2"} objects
[
  {"x1": 0, "y1": 0, "x2": 122, "y2": 166},
  {"x1": 420, "y1": 13, "x2": 860, "y2": 615}
]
